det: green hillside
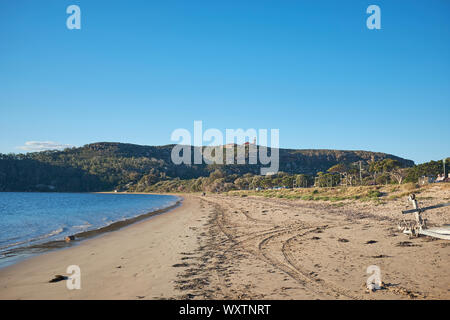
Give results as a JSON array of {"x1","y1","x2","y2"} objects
[{"x1": 0, "y1": 142, "x2": 415, "y2": 192}]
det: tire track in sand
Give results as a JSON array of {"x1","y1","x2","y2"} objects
[{"x1": 203, "y1": 197, "x2": 361, "y2": 299}]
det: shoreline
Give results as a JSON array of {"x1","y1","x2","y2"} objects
[
  {"x1": 0, "y1": 195, "x2": 199, "y2": 299},
  {"x1": 0, "y1": 195, "x2": 183, "y2": 270},
  {"x1": 1, "y1": 191, "x2": 448, "y2": 300}
]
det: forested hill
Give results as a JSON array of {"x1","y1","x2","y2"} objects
[{"x1": 0, "y1": 142, "x2": 414, "y2": 192}]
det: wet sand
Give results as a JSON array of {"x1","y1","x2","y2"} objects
[{"x1": 0, "y1": 191, "x2": 449, "y2": 299}]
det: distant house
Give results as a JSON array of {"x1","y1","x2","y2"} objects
[
  {"x1": 224, "y1": 143, "x2": 235, "y2": 149},
  {"x1": 243, "y1": 138, "x2": 256, "y2": 145},
  {"x1": 271, "y1": 186, "x2": 288, "y2": 190},
  {"x1": 418, "y1": 176, "x2": 435, "y2": 185},
  {"x1": 224, "y1": 141, "x2": 255, "y2": 148}
]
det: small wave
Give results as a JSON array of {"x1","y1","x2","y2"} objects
[
  {"x1": 46, "y1": 227, "x2": 65, "y2": 237},
  {"x1": 0, "y1": 227, "x2": 66, "y2": 252},
  {"x1": 72, "y1": 223, "x2": 92, "y2": 230}
]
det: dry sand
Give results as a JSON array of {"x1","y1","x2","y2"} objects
[{"x1": 0, "y1": 189, "x2": 449, "y2": 300}]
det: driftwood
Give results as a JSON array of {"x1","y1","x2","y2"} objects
[{"x1": 398, "y1": 194, "x2": 450, "y2": 240}]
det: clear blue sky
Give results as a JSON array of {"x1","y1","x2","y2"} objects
[{"x1": 1, "y1": 0, "x2": 449, "y2": 164}]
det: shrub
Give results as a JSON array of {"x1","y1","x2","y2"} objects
[{"x1": 367, "y1": 190, "x2": 382, "y2": 198}]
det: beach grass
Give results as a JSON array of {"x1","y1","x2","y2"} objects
[{"x1": 227, "y1": 183, "x2": 448, "y2": 203}]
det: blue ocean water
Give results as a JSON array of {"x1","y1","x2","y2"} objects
[{"x1": 0, "y1": 192, "x2": 180, "y2": 268}]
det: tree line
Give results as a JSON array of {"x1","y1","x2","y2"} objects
[{"x1": 0, "y1": 142, "x2": 438, "y2": 193}]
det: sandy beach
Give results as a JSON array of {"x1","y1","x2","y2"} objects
[
  {"x1": 0, "y1": 189, "x2": 449, "y2": 300},
  {"x1": 0, "y1": 196, "x2": 202, "y2": 300}
]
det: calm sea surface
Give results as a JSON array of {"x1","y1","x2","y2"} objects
[{"x1": 0, "y1": 192, "x2": 180, "y2": 268}]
